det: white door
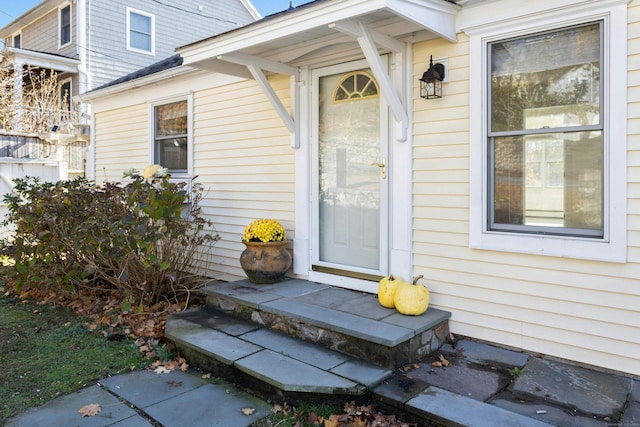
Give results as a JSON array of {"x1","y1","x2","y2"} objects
[{"x1": 311, "y1": 59, "x2": 389, "y2": 281}]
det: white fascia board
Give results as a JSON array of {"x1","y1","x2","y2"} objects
[
  {"x1": 76, "y1": 66, "x2": 197, "y2": 103},
  {"x1": 388, "y1": 0, "x2": 459, "y2": 42},
  {"x1": 177, "y1": 0, "x2": 457, "y2": 64},
  {"x1": 7, "y1": 47, "x2": 79, "y2": 73}
]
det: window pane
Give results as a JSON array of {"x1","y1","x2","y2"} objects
[
  {"x1": 155, "y1": 101, "x2": 187, "y2": 137},
  {"x1": 157, "y1": 137, "x2": 187, "y2": 171},
  {"x1": 155, "y1": 101, "x2": 188, "y2": 172},
  {"x1": 130, "y1": 12, "x2": 151, "y2": 51},
  {"x1": 491, "y1": 23, "x2": 600, "y2": 132},
  {"x1": 60, "y1": 6, "x2": 71, "y2": 45},
  {"x1": 493, "y1": 131, "x2": 602, "y2": 232}
]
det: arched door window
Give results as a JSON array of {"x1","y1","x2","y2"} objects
[{"x1": 332, "y1": 71, "x2": 379, "y2": 103}]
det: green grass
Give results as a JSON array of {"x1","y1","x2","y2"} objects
[
  {"x1": 0, "y1": 288, "x2": 146, "y2": 423},
  {"x1": 252, "y1": 402, "x2": 340, "y2": 427}
]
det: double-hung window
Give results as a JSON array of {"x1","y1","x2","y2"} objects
[
  {"x1": 488, "y1": 23, "x2": 603, "y2": 237},
  {"x1": 467, "y1": 1, "x2": 627, "y2": 262},
  {"x1": 152, "y1": 97, "x2": 191, "y2": 175},
  {"x1": 59, "y1": 4, "x2": 71, "y2": 47},
  {"x1": 127, "y1": 8, "x2": 154, "y2": 54},
  {"x1": 12, "y1": 33, "x2": 21, "y2": 48}
]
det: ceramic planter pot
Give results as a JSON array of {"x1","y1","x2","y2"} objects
[{"x1": 240, "y1": 240, "x2": 292, "y2": 284}]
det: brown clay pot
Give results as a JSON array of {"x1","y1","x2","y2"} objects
[{"x1": 240, "y1": 240, "x2": 292, "y2": 284}]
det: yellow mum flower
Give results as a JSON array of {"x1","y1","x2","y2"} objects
[
  {"x1": 243, "y1": 219, "x2": 286, "y2": 242},
  {"x1": 142, "y1": 164, "x2": 162, "y2": 179}
]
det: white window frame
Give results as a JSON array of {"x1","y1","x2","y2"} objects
[
  {"x1": 126, "y1": 7, "x2": 155, "y2": 55},
  {"x1": 58, "y1": 3, "x2": 72, "y2": 48},
  {"x1": 148, "y1": 93, "x2": 194, "y2": 178},
  {"x1": 465, "y1": 0, "x2": 627, "y2": 263}
]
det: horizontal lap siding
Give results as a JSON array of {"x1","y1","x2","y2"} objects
[
  {"x1": 412, "y1": 25, "x2": 640, "y2": 375},
  {"x1": 94, "y1": 104, "x2": 148, "y2": 181},
  {"x1": 193, "y1": 76, "x2": 294, "y2": 281}
]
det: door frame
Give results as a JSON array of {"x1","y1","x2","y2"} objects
[
  {"x1": 293, "y1": 51, "x2": 413, "y2": 293},
  {"x1": 310, "y1": 59, "x2": 390, "y2": 280}
]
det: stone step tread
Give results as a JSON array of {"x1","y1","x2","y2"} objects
[
  {"x1": 235, "y1": 349, "x2": 365, "y2": 394},
  {"x1": 166, "y1": 310, "x2": 392, "y2": 393},
  {"x1": 406, "y1": 386, "x2": 555, "y2": 427},
  {"x1": 165, "y1": 317, "x2": 262, "y2": 365},
  {"x1": 202, "y1": 279, "x2": 451, "y2": 348}
]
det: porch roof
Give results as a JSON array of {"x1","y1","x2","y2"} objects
[
  {"x1": 177, "y1": 0, "x2": 459, "y2": 70},
  {"x1": 4, "y1": 47, "x2": 79, "y2": 74}
]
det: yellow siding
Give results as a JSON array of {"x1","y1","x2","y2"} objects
[
  {"x1": 94, "y1": 104, "x2": 148, "y2": 181},
  {"x1": 412, "y1": 15, "x2": 640, "y2": 375},
  {"x1": 193, "y1": 75, "x2": 295, "y2": 281}
]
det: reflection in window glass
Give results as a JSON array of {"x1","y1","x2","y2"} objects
[
  {"x1": 489, "y1": 22, "x2": 603, "y2": 236},
  {"x1": 154, "y1": 101, "x2": 187, "y2": 172}
]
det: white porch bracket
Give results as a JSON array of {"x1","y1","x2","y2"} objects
[
  {"x1": 218, "y1": 53, "x2": 300, "y2": 148},
  {"x1": 246, "y1": 64, "x2": 296, "y2": 134},
  {"x1": 330, "y1": 20, "x2": 409, "y2": 141}
]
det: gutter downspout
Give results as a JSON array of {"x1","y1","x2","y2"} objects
[{"x1": 76, "y1": 0, "x2": 94, "y2": 179}]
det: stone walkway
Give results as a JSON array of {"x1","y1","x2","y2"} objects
[{"x1": 5, "y1": 337, "x2": 639, "y2": 427}]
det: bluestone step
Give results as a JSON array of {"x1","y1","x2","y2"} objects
[
  {"x1": 406, "y1": 386, "x2": 555, "y2": 427},
  {"x1": 201, "y1": 279, "x2": 451, "y2": 368},
  {"x1": 166, "y1": 309, "x2": 392, "y2": 398}
]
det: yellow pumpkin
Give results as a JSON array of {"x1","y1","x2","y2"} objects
[
  {"x1": 377, "y1": 275, "x2": 403, "y2": 308},
  {"x1": 394, "y1": 275, "x2": 430, "y2": 316}
]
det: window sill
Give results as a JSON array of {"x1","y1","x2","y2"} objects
[{"x1": 469, "y1": 230, "x2": 626, "y2": 263}]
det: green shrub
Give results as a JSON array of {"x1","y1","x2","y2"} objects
[{"x1": 2, "y1": 171, "x2": 219, "y2": 306}]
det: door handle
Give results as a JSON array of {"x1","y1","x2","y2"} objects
[{"x1": 371, "y1": 158, "x2": 386, "y2": 179}]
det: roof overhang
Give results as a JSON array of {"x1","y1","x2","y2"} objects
[
  {"x1": 176, "y1": 0, "x2": 459, "y2": 146},
  {"x1": 4, "y1": 47, "x2": 80, "y2": 74},
  {"x1": 0, "y1": 0, "x2": 68, "y2": 37},
  {"x1": 177, "y1": 0, "x2": 459, "y2": 67}
]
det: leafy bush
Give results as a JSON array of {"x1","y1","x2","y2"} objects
[{"x1": 2, "y1": 172, "x2": 219, "y2": 307}]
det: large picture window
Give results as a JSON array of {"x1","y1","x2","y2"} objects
[
  {"x1": 488, "y1": 22, "x2": 603, "y2": 237},
  {"x1": 154, "y1": 100, "x2": 188, "y2": 173}
]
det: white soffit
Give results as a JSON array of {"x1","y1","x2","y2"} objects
[{"x1": 177, "y1": 0, "x2": 459, "y2": 68}]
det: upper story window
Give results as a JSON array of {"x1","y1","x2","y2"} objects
[
  {"x1": 127, "y1": 8, "x2": 155, "y2": 55},
  {"x1": 488, "y1": 22, "x2": 603, "y2": 237},
  {"x1": 59, "y1": 4, "x2": 71, "y2": 47},
  {"x1": 466, "y1": 1, "x2": 627, "y2": 262},
  {"x1": 12, "y1": 33, "x2": 21, "y2": 48},
  {"x1": 152, "y1": 97, "x2": 191, "y2": 175}
]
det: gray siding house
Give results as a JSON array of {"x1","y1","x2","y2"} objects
[{"x1": 0, "y1": 0, "x2": 260, "y2": 132}]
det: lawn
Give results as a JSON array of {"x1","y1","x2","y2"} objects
[{"x1": 0, "y1": 284, "x2": 145, "y2": 422}]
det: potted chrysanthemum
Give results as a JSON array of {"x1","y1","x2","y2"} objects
[{"x1": 240, "y1": 219, "x2": 292, "y2": 284}]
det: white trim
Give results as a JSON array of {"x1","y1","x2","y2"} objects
[
  {"x1": 126, "y1": 7, "x2": 155, "y2": 56},
  {"x1": 58, "y1": 2, "x2": 72, "y2": 49},
  {"x1": 147, "y1": 93, "x2": 194, "y2": 178},
  {"x1": 11, "y1": 31, "x2": 22, "y2": 49},
  {"x1": 466, "y1": 0, "x2": 627, "y2": 263}
]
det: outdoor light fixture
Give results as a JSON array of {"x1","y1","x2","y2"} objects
[{"x1": 419, "y1": 55, "x2": 445, "y2": 99}]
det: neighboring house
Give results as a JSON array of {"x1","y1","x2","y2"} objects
[
  {"x1": 0, "y1": 0, "x2": 260, "y2": 135},
  {"x1": 79, "y1": 0, "x2": 640, "y2": 377}
]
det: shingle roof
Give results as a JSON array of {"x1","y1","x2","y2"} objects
[{"x1": 91, "y1": 54, "x2": 184, "y2": 91}]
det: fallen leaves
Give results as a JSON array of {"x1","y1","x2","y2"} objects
[
  {"x1": 270, "y1": 401, "x2": 417, "y2": 427},
  {"x1": 240, "y1": 407, "x2": 255, "y2": 415},
  {"x1": 78, "y1": 403, "x2": 101, "y2": 417},
  {"x1": 432, "y1": 354, "x2": 451, "y2": 368},
  {"x1": 150, "y1": 356, "x2": 189, "y2": 374}
]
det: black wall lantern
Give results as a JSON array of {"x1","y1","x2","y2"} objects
[{"x1": 419, "y1": 55, "x2": 445, "y2": 99}]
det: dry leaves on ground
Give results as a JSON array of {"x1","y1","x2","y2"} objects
[{"x1": 78, "y1": 403, "x2": 101, "y2": 417}]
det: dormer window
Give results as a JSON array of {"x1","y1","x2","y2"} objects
[{"x1": 59, "y1": 4, "x2": 71, "y2": 47}]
